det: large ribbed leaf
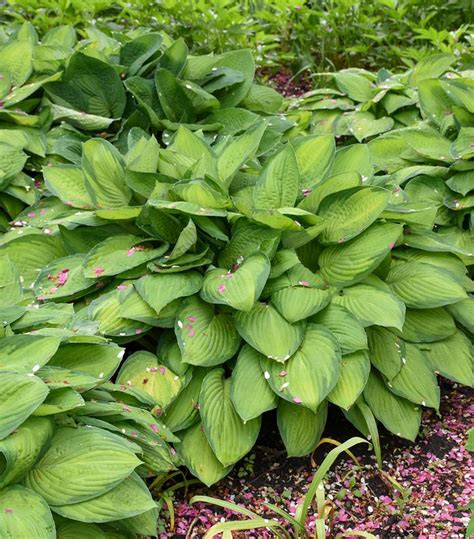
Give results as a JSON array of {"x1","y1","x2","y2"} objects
[
  {"x1": 277, "y1": 400, "x2": 327, "y2": 457},
  {"x1": 116, "y1": 351, "x2": 183, "y2": 408},
  {"x1": 401, "y1": 308, "x2": 456, "y2": 342},
  {"x1": 0, "y1": 374, "x2": 49, "y2": 440},
  {"x1": 178, "y1": 422, "x2": 232, "y2": 487},
  {"x1": 364, "y1": 372, "x2": 421, "y2": 441},
  {"x1": 422, "y1": 331, "x2": 473, "y2": 386},
  {"x1": 199, "y1": 369, "x2": 260, "y2": 467},
  {"x1": 230, "y1": 345, "x2": 278, "y2": 421},
  {"x1": 253, "y1": 144, "x2": 299, "y2": 209},
  {"x1": 51, "y1": 472, "x2": 156, "y2": 523},
  {"x1": 234, "y1": 302, "x2": 305, "y2": 362},
  {"x1": 387, "y1": 262, "x2": 467, "y2": 308},
  {"x1": 0, "y1": 335, "x2": 60, "y2": 374},
  {"x1": 388, "y1": 343, "x2": 440, "y2": 409},
  {"x1": 0, "y1": 417, "x2": 53, "y2": 489},
  {"x1": 201, "y1": 252, "x2": 270, "y2": 312},
  {"x1": 328, "y1": 350, "x2": 370, "y2": 410},
  {"x1": 333, "y1": 281, "x2": 406, "y2": 330},
  {"x1": 82, "y1": 139, "x2": 131, "y2": 209},
  {"x1": 175, "y1": 296, "x2": 240, "y2": 367},
  {"x1": 55, "y1": 521, "x2": 108, "y2": 538},
  {"x1": 261, "y1": 324, "x2": 341, "y2": 411},
  {"x1": 318, "y1": 186, "x2": 390, "y2": 244},
  {"x1": 33, "y1": 388, "x2": 85, "y2": 416},
  {"x1": 25, "y1": 427, "x2": 141, "y2": 505},
  {"x1": 0, "y1": 485, "x2": 55, "y2": 538},
  {"x1": 43, "y1": 165, "x2": 94, "y2": 209},
  {"x1": 310, "y1": 304, "x2": 368, "y2": 354},
  {"x1": 319, "y1": 222, "x2": 402, "y2": 286},
  {"x1": 83, "y1": 235, "x2": 167, "y2": 278},
  {"x1": 446, "y1": 299, "x2": 474, "y2": 333},
  {"x1": 293, "y1": 134, "x2": 335, "y2": 190},
  {"x1": 271, "y1": 283, "x2": 333, "y2": 323},
  {"x1": 134, "y1": 271, "x2": 203, "y2": 314},
  {"x1": 367, "y1": 326, "x2": 404, "y2": 381}
]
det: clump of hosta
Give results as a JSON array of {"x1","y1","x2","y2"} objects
[{"x1": 0, "y1": 23, "x2": 472, "y2": 536}]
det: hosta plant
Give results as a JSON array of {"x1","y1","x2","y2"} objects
[{"x1": 0, "y1": 22, "x2": 472, "y2": 536}]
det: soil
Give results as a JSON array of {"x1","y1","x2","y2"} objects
[
  {"x1": 159, "y1": 382, "x2": 473, "y2": 538},
  {"x1": 258, "y1": 68, "x2": 312, "y2": 97}
]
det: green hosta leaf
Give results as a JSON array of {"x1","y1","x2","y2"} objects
[
  {"x1": 388, "y1": 343, "x2": 440, "y2": 409},
  {"x1": 45, "y1": 52, "x2": 126, "y2": 118},
  {"x1": 134, "y1": 271, "x2": 203, "y2": 314},
  {"x1": 82, "y1": 139, "x2": 131, "y2": 210},
  {"x1": 34, "y1": 254, "x2": 95, "y2": 300},
  {"x1": 408, "y1": 54, "x2": 455, "y2": 86},
  {"x1": 333, "y1": 281, "x2": 406, "y2": 330},
  {"x1": 335, "y1": 71, "x2": 374, "y2": 102},
  {"x1": 201, "y1": 253, "x2": 270, "y2": 312},
  {"x1": 43, "y1": 165, "x2": 93, "y2": 209},
  {"x1": 234, "y1": 302, "x2": 305, "y2": 362},
  {"x1": 26, "y1": 426, "x2": 141, "y2": 505},
  {"x1": 175, "y1": 296, "x2": 240, "y2": 367},
  {"x1": 446, "y1": 299, "x2": 474, "y2": 333},
  {"x1": 167, "y1": 219, "x2": 197, "y2": 260},
  {"x1": 387, "y1": 262, "x2": 467, "y2": 309},
  {"x1": 116, "y1": 351, "x2": 183, "y2": 408},
  {"x1": 446, "y1": 171, "x2": 474, "y2": 197},
  {"x1": 155, "y1": 68, "x2": 194, "y2": 123},
  {"x1": 332, "y1": 143, "x2": 373, "y2": 178},
  {"x1": 0, "y1": 373, "x2": 49, "y2": 440},
  {"x1": 54, "y1": 521, "x2": 108, "y2": 539},
  {"x1": 0, "y1": 485, "x2": 55, "y2": 539},
  {"x1": 328, "y1": 350, "x2": 370, "y2": 410},
  {"x1": 400, "y1": 308, "x2": 456, "y2": 342},
  {"x1": 33, "y1": 388, "x2": 85, "y2": 416},
  {"x1": 177, "y1": 422, "x2": 232, "y2": 487},
  {"x1": 367, "y1": 327, "x2": 404, "y2": 381},
  {"x1": 271, "y1": 282, "x2": 333, "y2": 323},
  {"x1": 199, "y1": 368, "x2": 260, "y2": 467},
  {"x1": 51, "y1": 472, "x2": 156, "y2": 523},
  {"x1": 364, "y1": 372, "x2": 421, "y2": 441},
  {"x1": 0, "y1": 417, "x2": 53, "y2": 489},
  {"x1": 293, "y1": 134, "x2": 335, "y2": 190},
  {"x1": 261, "y1": 324, "x2": 341, "y2": 411},
  {"x1": 319, "y1": 222, "x2": 402, "y2": 287},
  {"x1": 348, "y1": 112, "x2": 394, "y2": 142},
  {"x1": 0, "y1": 143, "x2": 28, "y2": 187},
  {"x1": 241, "y1": 83, "x2": 283, "y2": 112},
  {"x1": 0, "y1": 253, "x2": 22, "y2": 307},
  {"x1": 310, "y1": 304, "x2": 368, "y2": 354},
  {"x1": 0, "y1": 335, "x2": 60, "y2": 374},
  {"x1": 277, "y1": 399, "x2": 327, "y2": 457},
  {"x1": 163, "y1": 368, "x2": 207, "y2": 432},
  {"x1": 450, "y1": 127, "x2": 474, "y2": 160},
  {"x1": 230, "y1": 345, "x2": 278, "y2": 421},
  {"x1": 318, "y1": 186, "x2": 390, "y2": 244},
  {"x1": 83, "y1": 235, "x2": 167, "y2": 278},
  {"x1": 423, "y1": 331, "x2": 473, "y2": 386},
  {"x1": 253, "y1": 144, "x2": 299, "y2": 209}
]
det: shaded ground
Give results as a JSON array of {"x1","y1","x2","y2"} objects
[
  {"x1": 258, "y1": 68, "x2": 312, "y2": 97},
  {"x1": 160, "y1": 382, "x2": 473, "y2": 537}
]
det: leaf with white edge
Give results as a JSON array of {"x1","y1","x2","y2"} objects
[
  {"x1": 0, "y1": 485, "x2": 55, "y2": 539},
  {"x1": 332, "y1": 282, "x2": 406, "y2": 330},
  {"x1": 261, "y1": 324, "x2": 341, "y2": 411},
  {"x1": 230, "y1": 345, "x2": 278, "y2": 421},
  {"x1": 0, "y1": 417, "x2": 53, "y2": 489},
  {"x1": 199, "y1": 369, "x2": 260, "y2": 467},
  {"x1": 25, "y1": 427, "x2": 141, "y2": 506},
  {"x1": 423, "y1": 331, "x2": 473, "y2": 386},
  {"x1": 51, "y1": 472, "x2": 156, "y2": 523},
  {"x1": 0, "y1": 335, "x2": 60, "y2": 374},
  {"x1": 175, "y1": 296, "x2": 240, "y2": 367},
  {"x1": 134, "y1": 271, "x2": 203, "y2": 315},
  {"x1": 364, "y1": 372, "x2": 421, "y2": 441},
  {"x1": 293, "y1": 134, "x2": 335, "y2": 191},
  {"x1": 201, "y1": 253, "x2": 270, "y2": 312},
  {"x1": 386, "y1": 262, "x2": 467, "y2": 309},
  {"x1": 271, "y1": 283, "x2": 333, "y2": 323},
  {"x1": 328, "y1": 350, "x2": 370, "y2": 410},
  {"x1": 318, "y1": 186, "x2": 390, "y2": 244},
  {"x1": 177, "y1": 422, "x2": 232, "y2": 487},
  {"x1": 43, "y1": 165, "x2": 93, "y2": 209},
  {"x1": 400, "y1": 308, "x2": 456, "y2": 342},
  {"x1": 116, "y1": 351, "x2": 183, "y2": 409},
  {"x1": 310, "y1": 304, "x2": 368, "y2": 354},
  {"x1": 234, "y1": 302, "x2": 305, "y2": 362},
  {"x1": 277, "y1": 399, "x2": 327, "y2": 457},
  {"x1": 389, "y1": 343, "x2": 440, "y2": 409},
  {"x1": 253, "y1": 144, "x2": 299, "y2": 209},
  {"x1": 0, "y1": 374, "x2": 49, "y2": 440},
  {"x1": 319, "y1": 222, "x2": 402, "y2": 286},
  {"x1": 82, "y1": 139, "x2": 131, "y2": 209}
]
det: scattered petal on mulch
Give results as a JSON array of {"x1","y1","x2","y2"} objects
[{"x1": 160, "y1": 383, "x2": 472, "y2": 538}]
